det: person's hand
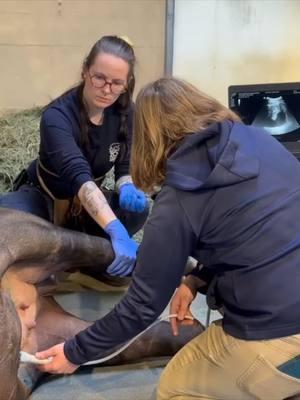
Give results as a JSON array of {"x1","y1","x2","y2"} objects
[
  {"x1": 104, "y1": 219, "x2": 138, "y2": 277},
  {"x1": 35, "y1": 343, "x2": 79, "y2": 375},
  {"x1": 119, "y1": 183, "x2": 147, "y2": 213},
  {"x1": 170, "y1": 276, "x2": 199, "y2": 336}
]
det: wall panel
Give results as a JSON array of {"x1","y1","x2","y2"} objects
[
  {"x1": 0, "y1": 0, "x2": 165, "y2": 111},
  {"x1": 173, "y1": 0, "x2": 300, "y2": 105}
]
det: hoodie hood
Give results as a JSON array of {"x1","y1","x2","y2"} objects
[{"x1": 166, "y1": 120, "x2": 260, "y2": 191}]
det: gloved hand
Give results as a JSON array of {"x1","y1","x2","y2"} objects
[
  {"x1": 119, "y1": 183, "x2": 147, "y2": 213},
  {"x1": 104, "y1": 219, "x2": 138, "y2": 277}
]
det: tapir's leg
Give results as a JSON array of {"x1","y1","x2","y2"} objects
[
  {"x1": 0, "y1": 208, "x2": 114, "y2": 282},
  {"x1": 9, "y1": 289, "x2": 205, "y2": 399},
  {"x1": 101, "y1": 320, "x2": 205, "y2": 366},
  {"x1": 18, "y1": 293, "x2": 205, "y2": 394},
  {"x1": 33, "y1": 297, "x2": 205, "y2": 364}
]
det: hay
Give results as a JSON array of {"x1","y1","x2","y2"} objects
[
  {"x1": 0, "y1": 108, "x2": 41, "y2": 192},
  {"x1": 0, "y1": 108, "x2": 117, "y2": 192}
]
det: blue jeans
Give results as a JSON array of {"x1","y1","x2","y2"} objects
[{"x1": 0, "y1": 184, "x2": 52, "y2": 220}]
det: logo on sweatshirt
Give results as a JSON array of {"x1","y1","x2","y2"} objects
[{"x1": 109, "y1": 143, "x2": 120, "y2": 162}]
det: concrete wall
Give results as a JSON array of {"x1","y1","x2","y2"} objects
[
  {"x1": 0, "y1": 0, "x2": 166, "y2": 111},
  {"x1": 173, "y1": 0, "x2": 300, "y2": 105}
]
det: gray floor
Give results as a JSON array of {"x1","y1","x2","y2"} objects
[{"x1": 29, "y1": 284, "x2": 219, "y2": 400}]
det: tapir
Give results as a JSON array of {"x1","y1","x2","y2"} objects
[{"x1": 0, "y1": 207, "x2": 204, "y2": 400}]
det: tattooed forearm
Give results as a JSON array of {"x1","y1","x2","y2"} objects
[
  {"x1": 80, "y1": 182, "x2": 108, "y2": 217},
  {"x1": 78, "y1": 181, "x2": 116, "y2": 228}
]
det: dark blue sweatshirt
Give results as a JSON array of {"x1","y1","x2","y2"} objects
[
  {"x1": 28, "y1": 87, "x2": 133, "y2": 198},
  {"x1": 64, "y1": 120, "x2": 300, "y2": 365}
]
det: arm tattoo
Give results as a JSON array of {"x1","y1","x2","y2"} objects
[{"x1": 81, "y1": 182, "x2": 108, "y2": 218}]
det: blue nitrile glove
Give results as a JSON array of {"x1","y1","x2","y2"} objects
[
  {"x1": 104, "y1": 219, "x2": 138, "y2": 277},
  {"x1": 119, "y1": 183, "x2": 147, "y2": 213}
]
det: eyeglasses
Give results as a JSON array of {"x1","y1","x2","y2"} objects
[{"x1": 88, "y1": 72, "x2": 127, "y2": 94}]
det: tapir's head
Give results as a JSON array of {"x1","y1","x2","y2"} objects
[{"x1": 0, "y1": 288, "x2": 28, "y2": 400}]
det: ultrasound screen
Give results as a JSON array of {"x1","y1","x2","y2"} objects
[{"x1": 229, "y1": 87, "x2": 300, "y2": 143}]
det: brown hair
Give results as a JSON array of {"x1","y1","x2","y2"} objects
[{"x1": 131, "y1": 77, "x2": 241, "y2": 193}]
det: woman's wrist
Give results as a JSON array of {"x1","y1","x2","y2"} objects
[{"x1": 182, "y1": 275, "x2": 206, "y2": 296}]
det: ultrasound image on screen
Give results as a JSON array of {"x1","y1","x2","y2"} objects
[{"x1": 230, "y1": 90, "x2": 300, "y2": 143}]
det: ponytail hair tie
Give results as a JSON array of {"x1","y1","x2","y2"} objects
[{"x1": 119, "y1": 35, "x2": 134, "y2": 47}]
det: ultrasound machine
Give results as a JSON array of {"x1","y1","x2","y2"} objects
[{"x1": 228, "y1": 82, "x2": 300, "y2": 159}]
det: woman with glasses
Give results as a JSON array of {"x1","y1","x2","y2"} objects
[{"x1": 0, "y1": 35, "x2": 148, "y2": 279}]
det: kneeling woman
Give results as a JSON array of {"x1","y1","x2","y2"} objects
[
  {"x1": 0, "y1": 35, "x2": 148, "y2": 278},
  {"x1": 37, "y1": 77, "x2": 300, "y2": 400}
]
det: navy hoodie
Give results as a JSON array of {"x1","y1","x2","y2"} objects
[
  {"x1": 64, "y1": 120, "x2": 300, "y2": 365},
  {"x1": 27, "y1": 88, "x2": 133, "y2": 198}
]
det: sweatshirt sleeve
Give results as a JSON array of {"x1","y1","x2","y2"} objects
[
  {"x1": 64, "y1": 186, "x2": 197, "y2": 365},
  {"x1": 186, "y1": 265, "x2": 216, "y2": 295},
  {"x1": 40, "y1": 108, "x2": 93, "y2": 195}
]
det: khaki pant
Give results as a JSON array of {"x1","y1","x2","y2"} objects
[{"x1": 157, "y1": 320, "x2": 300, "y2": 400}]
